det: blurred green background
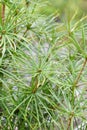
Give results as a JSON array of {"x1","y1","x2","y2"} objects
[{"x1": 40, "y1": 0, "x2": 87, "y2": 19}]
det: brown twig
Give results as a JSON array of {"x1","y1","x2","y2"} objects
[
  {"x1": 70, "y1": 58, "x2": 87, "y2": 126},
  {"x1": 74, "y1": 58, "x2": 87, "y2": 86},
  {"x1": 72, "y1": 58, "x2": 87, "y2": 104},
  {"x1": 2, "y1": 4, "x2": 5, "y2": 25},
  {"x1": 67, "y1": 113, "x2": 74, "y2": 130},
  {"x1": 72, "y1": 57, "x2": 87, "y2": 96},
  {"x1": 0, "y1": 36, "x2": 2, "y2": 39},
  {"x1": 0, "y1": 4, "x2": 5, "y2": 39}
]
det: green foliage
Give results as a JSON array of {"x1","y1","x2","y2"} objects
[{"x1": 0, "y1": 0, "x2": 87, "y2": 130}]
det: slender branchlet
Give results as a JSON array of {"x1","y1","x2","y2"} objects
[
  {"x1": 70, "y1": 58, "x2": 87, "y2": 126},
  {"x1": 67, "y1": 112, "x2": 74, "y2": 130},
  {"x1": 74, "y1": 58, "x2": 87, "y2": 85},
  {"x1": 2, "y1": 4, "x2": 5, "y2": 25},
  {"x1": 0, "y1": 4, "x2": 5, "y2": 38},
  {"x1": 72, "y1": 58, "x2": 87, "y2": 97},
  {"x1": 0, "y1": 3, "x2": 6, "y2": 89}
]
